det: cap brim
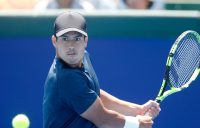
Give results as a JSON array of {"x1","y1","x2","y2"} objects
[{"x1": 56, "y1": 28, "x2": 88, "y2": 37}]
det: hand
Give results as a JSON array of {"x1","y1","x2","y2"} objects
[
  {"x1": 136, "y1": 115, "x2": 153, "y2": 128},
  {"x1": 141, "y1": 100, "x2": 161, "y2": 119}
]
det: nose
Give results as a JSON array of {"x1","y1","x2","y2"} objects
[
  {"x1": 68, "y1": 46, "x2": 75, "y2": 50},
  {"x1": 66, "y1": 41, "x2": 75, "y2": 48},
  {"x1": 67, "y1": 41, "x2": 76, "y2": 46}
]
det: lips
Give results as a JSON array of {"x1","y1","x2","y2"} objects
[
  {"x1": 67, "y1": 53, "x2": 75, "y2": 55},
  {"x1": 67, "y1": 51, "x2": 76, "y2": 56}
]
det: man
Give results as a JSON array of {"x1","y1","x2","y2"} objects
[{"x1": 43, "y1": 11, "x2": 161, "y2": 128}]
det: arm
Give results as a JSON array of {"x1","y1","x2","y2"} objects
[
  {"x1": 81, "y1": 96, "x2": 125, "y2": 128},
  {"x1": 81, "y1": 96, "x2": 153, "y2": 128},
  {"x1": 100, "y1": 89, "x2": 161, "y2": 118},
  {"x1": 100, "y1": 89, "x2": 142, "y2": 116}
]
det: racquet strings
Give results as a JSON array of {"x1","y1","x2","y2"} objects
[{"x1": 169, "y1": 33, "x2": 200, "y2": 88}]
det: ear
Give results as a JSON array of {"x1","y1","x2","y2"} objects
[
  {"x1": 84, "y1": 36, "x2": 88, "y2": 48},
  {"x1": 52, "y1": 35, "x2": 57, "y2": 48}
]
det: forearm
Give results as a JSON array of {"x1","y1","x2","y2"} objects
[
  {"x1": 98, "y1": 109, "x2": 125, "y2": 128},
  {"x1": 81, "y1": 96, "x2": 126, "y2": 128},
  {"x1": 100, "y1": 89, "x2": 142, "y2": 116},
  {"x1": 81, "y1": 96, "x2": 151, "y2": 128},
  {"x1": 98, "y1": 109, "x2": 139, "y2": 128}
]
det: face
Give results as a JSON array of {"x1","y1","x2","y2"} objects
[{"x1": 52, "y1": 31, "x2": 88, "y2": 67}]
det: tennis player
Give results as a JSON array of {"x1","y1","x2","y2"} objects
[{"x1": 43, "y1": 11, "x2": 161, "y2": 128}]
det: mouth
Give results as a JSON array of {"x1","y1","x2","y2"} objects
[
  {"x1": 67, "y1": 52, "x2": 77, "y2": 56},
  {"x1": 67, "y1": 53, "x2": 76, "y2": 55}
]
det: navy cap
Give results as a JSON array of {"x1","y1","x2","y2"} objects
[{"x1": 54, "y1": 11, "x2": 87, "y2": 37}]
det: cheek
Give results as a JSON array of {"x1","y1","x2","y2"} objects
[
  {"x1": 80, "y1": 42, "x2": 87, "y2": 50},
  {"x1": 77, "y1": 42, "x2": 86, "y2": 50},
  {"x1": 57, "y1": 44, "x2": 66, "y2": 56},
  {"x1": 76, "y1": 45, "x2": 86, "y2": 58},
  {"x1": 80, "y1": 44, "x2": 87, "y2": 53}
]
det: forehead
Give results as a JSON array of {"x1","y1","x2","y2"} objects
[{"x1": 61, "y1": 31, "x2": 82, "y2": 37}]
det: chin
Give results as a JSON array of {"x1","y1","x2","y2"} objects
[{"x1": 67, "y1": 59, "x2": 81, "y2": 65}]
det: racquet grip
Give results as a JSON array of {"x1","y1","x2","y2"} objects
[{"x1": 155, "y1": 99, "x2": 161, "y2": 103}]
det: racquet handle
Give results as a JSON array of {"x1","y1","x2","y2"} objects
[{"x1": 155, "y1": 99, "x2": 161, "y2": 103}]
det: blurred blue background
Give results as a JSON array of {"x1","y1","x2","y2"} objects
[
  {"x1": 1, "y1": 36, "x2": 200, "y2": 128},
  {"x1": 0, "y1": 10, "x2": 200, "y2": 128}
]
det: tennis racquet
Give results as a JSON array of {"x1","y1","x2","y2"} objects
[{"x1": 151, "y1": 30, "x2": 200, "y2": 104}]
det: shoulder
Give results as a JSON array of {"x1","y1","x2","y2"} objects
[
  {"x1": 57, "y1": 67, "x2": 89, "y2": 90},
  {"x1": 55, "y1": 58, "x2": 89, "y2": 89},
  {"x1": 56, "y1": 58, "x2": 85, "y2": 81},
  {"x1": 59, "y1": 67, "x2": 86, "y2": 82}
]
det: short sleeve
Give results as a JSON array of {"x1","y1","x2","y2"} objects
[{"x1": 58, "y1": 71, "x2": 98, "y2": 115}]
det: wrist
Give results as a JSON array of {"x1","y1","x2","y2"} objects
[
  {"x1": 138, "y1": 105, "x2": 144, "y2": 115},
  {"x1": 129, "y1": 104, "x2": 143, "y2": 116},
  {"x1": 124, "y1": 116, "x2": 139, "y2": 128}
]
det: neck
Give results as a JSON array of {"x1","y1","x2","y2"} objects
[
  {"x1": 56, "y1": 56, "x2": 83, "y2": 68},
  {"x1": 68, "y1": 62, "x2": 83, "y2": 68}
]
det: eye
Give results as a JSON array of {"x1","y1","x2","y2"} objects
[
  {"x1": 62, "y1": 37, "x2": 69, "y2": 41},
  {"x1": 75, "y1": 37, "x2": 81, "y2": 41}
]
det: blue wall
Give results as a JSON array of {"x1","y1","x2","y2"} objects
[{"x1": 1, "y1": 36, "x2": 200, "y2": 128}]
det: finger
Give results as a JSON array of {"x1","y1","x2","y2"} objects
[
  {"x1": 144, "y1": 119, "x2": 153, "y2": 124},
  {"x1": 151, "y1": 101, "x2": 160, "y2": 107},
  {"x1": 150, "y1": 103, "x2": 161, "y2": 112},
  {"x1": 151, "y1": 106, "x2": 161, "y2": 113},
  {"x1": 151, "y1": 106, "x2": 159, "y2": 111},
  {"x1": 144, "y1": 115, "x2": 153, "y2": 121},
  {"x1": 151, "y1": 106, "x2": 161, "y2": 114},
  {"x1": 147, "y1": 107, "x2": 160, "y2": 118}
]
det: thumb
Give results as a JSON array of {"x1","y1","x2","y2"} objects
[
  {"x1": 145, "y1": 116, "x2": 152, "y2": 121},
  {"x1": 144, "y1": 116, "x2": 154, "y2": 124}
]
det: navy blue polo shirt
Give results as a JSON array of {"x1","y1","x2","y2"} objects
[{"x1": 43, "y1": 55, "x2": 100, "y2": 128}]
